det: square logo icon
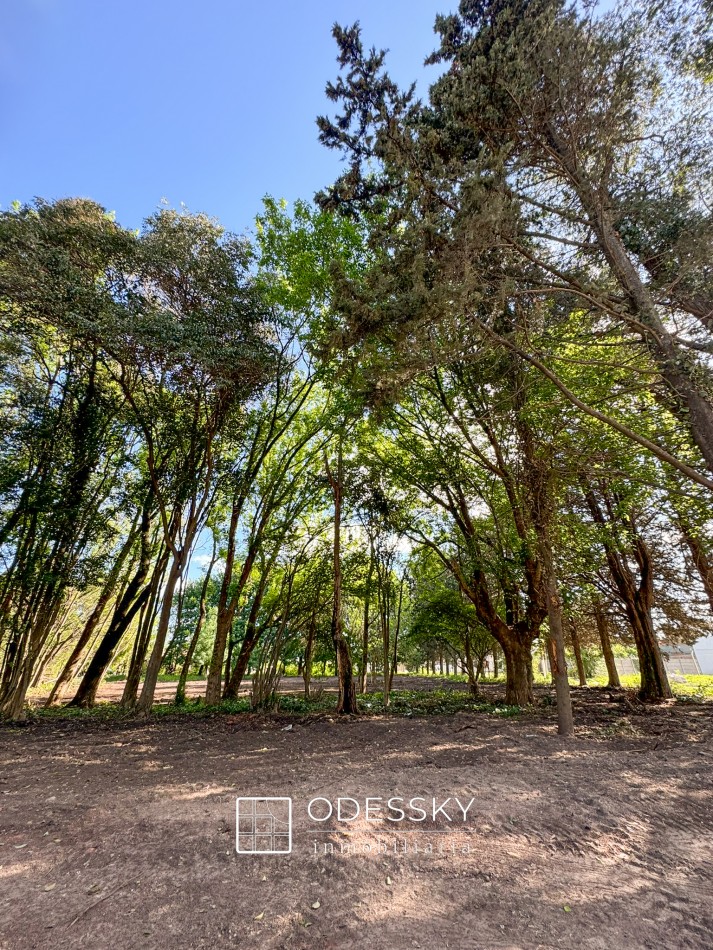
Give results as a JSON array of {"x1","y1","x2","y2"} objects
[{"x1": 236, "y1": 797, "x2": 292, "y2": 854}]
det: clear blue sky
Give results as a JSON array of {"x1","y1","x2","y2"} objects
[{"x1": 1, "y1": 0, "x2": 446, "y2": 234}]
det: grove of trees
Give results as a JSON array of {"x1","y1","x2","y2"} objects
[{"x1": 1, "y1": 0, "x2": 711, "y2": 736}]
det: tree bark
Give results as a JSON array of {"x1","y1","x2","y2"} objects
[
  {"x1": 539, "y1": 530, "x2": 574, "y2": 736},
  {"x1": 303, "y1": 608, "x2": 317, "y2": 700},
  {"x1": 584, "y1": 487, "x2": 671, "y2": 701},
  {"x1": 569, "y1": 619, "x2": 587, "y2": 687},
  {"x1": 68, "y1": 502, "x2": 155, "y2": 708},
  {"x1": 548, "y1": 125, "x2": 713, "y2": 474},
  {"x1": 360, "y1": 553, "x2": 373, "y2": 694},
  {"x1": 594, "y1": 602, "x2": 620, "y2": 688},
  {"x1": 389, "y1": 572, "x2": 404, "y2": 693},
  {"x1": 206, "y1": 498, "x2": 243, "y2": 704},
  {"x1": 45, "y1": 520, "x2": 139, "y2": 706},
  {"x1": 501, "y1": 636, "x2": 535, "y2": 706},
  {"x1": 121, "y1": 545, "x2": 168, "y2": 708},
  {"x1": 175, "y1": 540, "x2": 217, "y2": 704},
  {"x1": 463, "y1": 627, "x2": 479, "y2": 697},
  {"x1": 135, "y1": 552, "x2": 183, "y2": 714},
  {"x1": 325, "y1": 442, "x2": 357, "y2": 714},
  {"x1": 222, "y1": 580, "x2": 268, "y2": 701},
  {"x1": 679, "y1": 520, "x2": 713, "y2": 615}
]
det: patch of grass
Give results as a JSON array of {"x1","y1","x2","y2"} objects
[
  {"x1": 584, "y1": 672, "x2": 713, "y2": 700},
  {"x1": 26, "y1": 702, "x2": 129, "y2": 723},
  {"x1": 18, "y1": 685, "x2": 522, "y2": 724},
  {"x1": 273, "y1": 693, "x2": 336, "y2": 714},
  {"x1": 670, "y1": 675, "x2": 713, "y2": 701},
  {"x1": 361, "y1": 688, "x2": 520, "y2": 718}
]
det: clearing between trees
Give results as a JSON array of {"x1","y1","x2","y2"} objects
[{"x1": 1, "y1": 681, "x2": 711, "y2": 950}]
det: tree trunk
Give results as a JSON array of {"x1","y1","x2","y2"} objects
[
  {"x1": 546, "y1": 610, "x2": 574, "y2": 732},
  {"x1": 360, "y1": 554, "x2": 373, "y2": 694},
  {"x1": 121, "y1": 545, "x2": 168, "y2": 709},
  {"x1": 540, "y1": 536, "x2": 574, "y2": 736},
  {"x1": 594, "y1": 603, "x2": 620, "y2": 688},
  {"x1": 205, "y1": 496, "x2": 244, "y2": 705},
  {"x1": 463, "y1": 627, "x2": 479, "y2": 697},
  {"x1": 175, "y1": 541, "x2": 217, "y2": 705},
  {"x1": 679, "y1": 520, "x2": 713, "y2": 614},
  {"x1": 325, "y1": 442, "x2": 357, "y2": 714},
  {"x1": 303, "y1": 609, "x2": 317, "y2": 700},
  {"x1": 584, "y1": 486, "x2": 671, "y2": 702},
  {"x1": 135, "y1": 552, "x2": 183, "y2": 714},
  {"x1": 569, "y1": 620, "x2": 587, "y2": 687},
  {"x1": 223, "y1": 576, "x2": 270, "y2": 700},
  {"x1": 550, "y1": 127, "x2": 713, "y2": 474},
  {"x1": 45, "y1": 521, "x2": 138, "y2": 706},
  {"x1": 627, "y1": 594, "x2": 672, "y2": 702},
  {"x1": 502, "y1": 636, "x2": 535, "y2": 706},
  {"x1": 68, "y1": 504, "x2": 155, "y2": 708},
  {"x1": 380, "y1": 579, "x2": 390, "y2": 708},
  {"x1": 389, "y1": 573, "x2": 404, "y2": 693}
]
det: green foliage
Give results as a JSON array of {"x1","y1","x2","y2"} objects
[{"x1": 3, "y1": 3, "x2": 713, "y2": 724}]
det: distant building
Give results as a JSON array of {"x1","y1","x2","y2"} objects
[
  {"x1": 692, "y1": 636, "x2": 713, "y2": 675},
  {"x1": 658, "y1": 643, "x2": 702, "y2": 677},
  {"x1": 615, "y1": 643, "x2": 702, "y2": 678}
]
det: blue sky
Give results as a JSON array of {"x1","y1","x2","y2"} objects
[{"x1": 1, "y1": 0, "x2": 446, "y2": 234}]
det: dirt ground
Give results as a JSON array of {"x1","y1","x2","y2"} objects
[{"x1": 1, "y1": 687, "x2": 712, "y2": 950}]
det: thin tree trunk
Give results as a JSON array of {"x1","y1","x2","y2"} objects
[
  {"x1": 539, "y1": 534, "x2": 574, "y2": 736},
  {"x1": 679, "y1": 520, "x2": 713, "y2": 614},
  {"x1": 45, "y1": 520, "x2": 139, "y2": 706},
  {"x1": 550, "y1": 127, "x2": 713, "y2": 473},
  {"x1": 223, "y1": 576, "x2": 270, "y2": 701},
  {"x1": 594, "y1": 602, "x2": 620, "y2": 688},
  {"x1": 68, "y1": 503, "x2": 155, "y2": 708},
  {"x1": 135, "y1": 552, "x2": 183, "y2": 714},
  {"x1": 569, "y1": 619, "x2": 587, "y2": 687},
  {"x1": 389, "y1": 572, "x2": 404, "y2": 692},
  {"x1": 380, "y1": 576, "x2": 390, "y2": 708},
  {"x1": 303, "y1": 608, "x2": 317, "y2": 700},
  {"x1": 325, "y1": 441, "x2": 357, "y2": 714},
  {"x1": 121, "y1": 545, "x2": 168, "y2": 708},
  {"x1": 360, "y1": 553, "x2": 373, "y2": 694},
  {"x1": 463, "y1": 627, "x2": 479, "y2": 697},
  {"x1": 176, "y1": 539, "x2": 217, "y2": 705}
]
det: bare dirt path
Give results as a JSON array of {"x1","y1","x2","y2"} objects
[{"x1": 1, "y1": 701, "x2": 711, "y2": 950}]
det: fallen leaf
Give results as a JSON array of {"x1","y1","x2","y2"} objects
[{"x1": 254, "y1": 911, "x2": 264, "y2": 921}]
